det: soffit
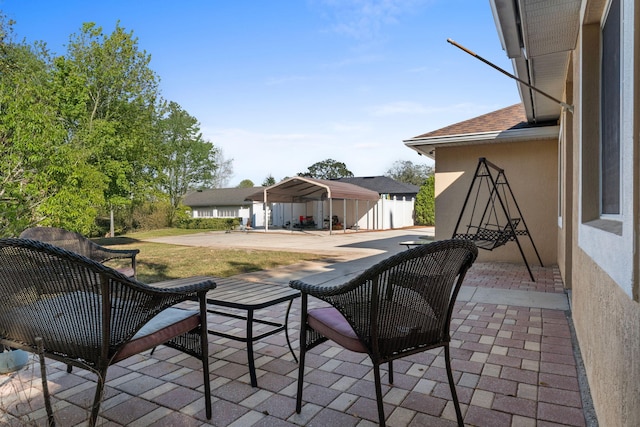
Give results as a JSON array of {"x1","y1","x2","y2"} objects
[{"x1": 491, "y1": 0, "x2": 581, "y2": 122}]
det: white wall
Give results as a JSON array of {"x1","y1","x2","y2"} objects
[
  {"x1": 268, "y1": 197, "x2": 415, "y2": 230},
  {"x1": 191, "y1": 203, "x2": 266, "y2": 228}
]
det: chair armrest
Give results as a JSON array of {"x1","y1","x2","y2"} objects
[
  {"x1": 104, "y1": 247, "x2": 139, "y2": 258},
  {"x1": 91, "y1": 246, "x2": 139, "y2": 262},
  {"x1": 144, "y1": 277, "x2": 216, "y2": 297},
  {"x1": 290, "y1": 279, "x2": 361, "y2": 298}
]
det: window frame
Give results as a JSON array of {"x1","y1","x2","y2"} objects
[{"x1": 600, "y1": 0, "x2": 623, "y2": 219}]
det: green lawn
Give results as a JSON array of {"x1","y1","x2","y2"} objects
[{"x1": 98, "y1": 229, "x2": 326, "y2": 283}]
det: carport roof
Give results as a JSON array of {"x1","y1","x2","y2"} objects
[{"x1": 246, "y1": 176, "x2": 380, "y2": 203}]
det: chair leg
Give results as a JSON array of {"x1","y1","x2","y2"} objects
[
  {"x1": 444, "y1": 345, "x2": 464, "y2": 427},
  {"x1": 296, "y1": 295, "x2": 308, "y2": 414},
  {"x1": 373, "y1": 364, "x2": 386, "y2": 427},
  {"x1": 36, "y1": 337, "x2": 55, "y2": 427},
  {"x1": 89, "y1": 370, "x2": 107, "y2": 427},
  {"x1": 388, "y1": 360, "x2": 394, "y2": 384},
  {"x1": 200, "y1": 336, "x2": 212, "y2": 419},
  {"x1": 199, "y1": 298, "x2": 212, "y2": 419},
  {"x1": 295, "y1": 343, "x2": 306, "y2": 413}
]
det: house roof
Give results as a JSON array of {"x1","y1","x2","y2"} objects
[
  {"x1": 246, "y1": 176, "x2": 380, "y2": 203},
  {"x1": 334, "y1": 176, "x2": 420, "y2": 195},
  {"x1": 403, "y1": 103, "x2": 559, "y2": 159},
  {"x1": 183, "y1": 187, "x2": 265, "y2": 207},
  {"x1": 413, "y1": 104, "x2": 529, "y2": 138}
]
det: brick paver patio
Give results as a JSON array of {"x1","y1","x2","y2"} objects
[{"x1": 0, "y1": 262, "x2": 590, "y2": 426}]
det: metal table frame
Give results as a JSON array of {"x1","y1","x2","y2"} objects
[{"x1": 153, "y1": 276, "x2": 300, "y2": 387}]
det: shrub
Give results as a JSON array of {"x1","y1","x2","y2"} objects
[
  {"x1": 175, "y1": 217, "x2": 241, "y2": 231},
  {"x1": 415, "y1": 175, "x2": 435, "y2": 226}
]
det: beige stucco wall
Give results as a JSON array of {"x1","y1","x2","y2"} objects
[
  {"x1": 567, "y1": 1, "x2": 640, "y2": 425},
  {"x1": 434, "y1": 139, "x2": 558, "y2": 266},
  {"x1": 571, "y1": 249, "x2": 640, "y2": 427}
]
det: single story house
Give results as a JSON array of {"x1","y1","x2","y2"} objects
[
  {"x1": 334, "y1": 176, "x2": 420, "y2": 200},
  {"x1": 405, "y1": 1, "x2": 639, "y2": 425},
  {"x1": 183, "y1": 187, "x2": 266, "y2": 227}
]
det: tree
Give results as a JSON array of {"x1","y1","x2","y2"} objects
[
  {"x1": 385, "y1": 160, "x2": 433, "y2": 186},
  {"x1": 415, "y1": 175, "x2": 435, "y2": 225},
  {"x1": 0, "y1": 15, "x2": 74, "y2": 235},
  {"x1": 262, "y1": 175, "x2": 276, "y2": 186},
  {"x1": 157, "y1": 101, "x2": 219, "y2": 226},
  {"x1": 237, "y1": 179, "x2": 255, "y2": 188},
  {"x1": 210, "y1": 148, "x2": 233, "y2": 188},
  {"x1": 51, "y1": 22, "x2": 161, "y2": 226},
  {"x1": 298, "y1": 159, "x2": 354, "y2": 179}
]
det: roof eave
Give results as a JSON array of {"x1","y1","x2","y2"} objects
[
  {"x1": 403, "y1": 125, "x2": 560, "y2": 159},
  {"x1": 489, "y1": 0, "x2": 581, "y2": 123},
  {"x1": 490, "y1": 0, "x2": 522, "y2": 59}
]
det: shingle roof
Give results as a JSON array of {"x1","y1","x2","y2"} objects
[
  {"x1": 183, "y1": 187, "x2": 265, "y2": 207},
  {"x1": 404, "y1": 103, "x2": 560, "y2": 160},
  {"x1": 245, "y1": 177, "x2": 380, "y2": 203},
  {"x1": 412, "y1": 104, "x2": 529, "y2": 139},
  {"x1": 335, "y1": 176, "x2": 420, "y2": 195}
]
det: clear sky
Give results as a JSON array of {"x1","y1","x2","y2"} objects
[{"x1": 2, "y1": 0, "x2": 520, "y2": 187}]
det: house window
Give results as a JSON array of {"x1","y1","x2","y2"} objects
[
  {"x1": 196, "y1": 209, "x2": 214, "y2": 218},
  {"x1": 218, "y1": 208, "x2": 239, "y2": 218},
  {"x1": 600, "y1": 0, "x2": 621, "y2": 215}
]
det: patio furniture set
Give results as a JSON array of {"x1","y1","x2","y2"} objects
[{"x1": 0, "y1": 227, "x2": 477, "y2": 427}]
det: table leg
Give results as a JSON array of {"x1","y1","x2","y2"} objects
[{"x1": 246, "y1": 308, "x2": 257, "y2": 387}]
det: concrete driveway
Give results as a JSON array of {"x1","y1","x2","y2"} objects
[{"x1": 144, "y1": 227, "x2": 435, "y2": 285}]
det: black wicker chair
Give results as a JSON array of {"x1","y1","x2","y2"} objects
[
  {"x1": 0, "y1": 238, "x2": 216, "y2": 426},
  {"x1": 290, "y1": 239, "x2": 478, "y2": 427},
  {"x1": 20, "y1": 226, "x2": 140, "y2": 278}
]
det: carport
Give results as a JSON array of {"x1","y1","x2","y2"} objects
[{"x1": 246, "y1": 177, "x2": 380, "y2": 234}]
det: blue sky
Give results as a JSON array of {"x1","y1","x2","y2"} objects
[{"x1": 2, "y1": 0, "x2": 520, "y2": 186}]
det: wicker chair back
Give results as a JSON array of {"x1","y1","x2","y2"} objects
[
  {"x1": 0, "y1": 238, "x2": 214, "y2": 426},
  {"x1": 291, "y1": 239, "x2": 478, "y2": 427},
  {"x1": 19, "y1": 226, "x2": 139, "y2": 277}
]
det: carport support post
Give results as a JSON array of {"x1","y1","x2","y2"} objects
[
  {"x1": 355, "y1": 200, "x2": 358, "y2": 231},
  {"x1": 290, "y1": 201, "x2": 294, "y2": 231},
  {"x1": 329, "y1": 199, "x2": 333, "y2": 235},
  {"x1": 343, "y1": 202, "x2": 346, "y2": 233},
  {"x1": 263, "y1": 188, "x2": 269, "y2": 232}
]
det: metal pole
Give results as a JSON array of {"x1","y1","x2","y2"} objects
[
  {"x1": 329, "y1": 199, "x2": 333, "y2": 235},
  {"x1": 109, "y1": 207, "x2": 114, "y2": 237},
  {"x1": 263, "y1": 188, "x2": 269, "y2": 232},
  {"x1": 447, "y1": 39, "x2": 574, "y2": 113},
  {"x1": 343, "y1": 201, "x2": 347, "y2": 233}
]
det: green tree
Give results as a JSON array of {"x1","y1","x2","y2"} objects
[
  {"x1": 385, "y1": 160, "x2": 433, "y2": 186},
  {"x1": 262, "y1": 175, "x2": 276, "y2": 186},
  {"x1": 237, "y1": 179, "x2": 255, "y2": 188},
  {"x1": 157, "y1": 101, "x2": 219, "y2": 226},
  {"x1": 0, "y1": 15, "x2": 72, "y2": 235},
  {"x1": 298, "y1": 159, "x2": 354, "y2": 179},
  {"x1": 415, "y1": 175, "x2": 435, "y2": 225},
  {"x1": 51, "y1": 22, "x2": 161, "y2": 227}
]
